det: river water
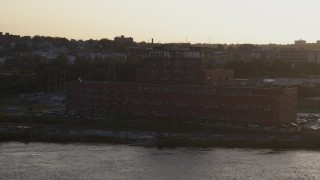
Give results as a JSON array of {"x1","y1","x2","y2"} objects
[{"x1": 0, "y1": 142, "x2": 320, "y2": 180}]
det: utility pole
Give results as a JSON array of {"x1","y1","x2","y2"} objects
[
  {"x1": 107, "y1": 60, "x2": 117, "y2": 82},
  {"x1": 55, "y1": 72, "x2": 58, "y2": 94},
  {"x1": 48, "y1": 74, "x2": 50, "y2": 93},
  {"x1": 59, "y1": 71, "x2": 65, "y2": 94}
]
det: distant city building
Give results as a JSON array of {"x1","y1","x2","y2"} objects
[
  {"x1": 213, "y1": 52, "x2": 233, "y2": 66},
  {"x1": 278, "y1": 49, "x2": 320, "y2": 64},
  {"x1": 279, "y1": 49, "x2": 309, "y2": 64},
  {"x1": 114, "y1": 35, "x2": 134, "y2": 44},
  {"x1": 295, "y1": 39, "x2": 307, "y2": 46},
  {"x1": 32, "y1": 47, "x2": 68, "y2": 60},
  {"x1": 0, "y1": 32, "x2": 20, "y2": 45},
  {"x1": 136, "y1": 47, "x2": 231, "y2": 86},
  {"x1": 85, "y1": 52, "x2": 127, "y2": 60}
]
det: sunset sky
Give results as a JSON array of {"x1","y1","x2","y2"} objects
[{"x1": 1, "y1": 0, "x2": 320, "y2": 44}]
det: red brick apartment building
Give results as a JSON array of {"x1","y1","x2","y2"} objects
[{"x1": 66, "y1": 48, "x2": 297, "y2": 126}]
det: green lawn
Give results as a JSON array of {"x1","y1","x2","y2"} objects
[
  {"x1": 298, "y1": 107, "x2": 320, "y2": 113},
  {"x1": 0, "y1": 97, "x2": 48, "y2": 115}
]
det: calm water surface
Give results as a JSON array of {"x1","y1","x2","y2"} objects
[{"x1": 0, "y1": 142, "x2": 320, "y2": 180}]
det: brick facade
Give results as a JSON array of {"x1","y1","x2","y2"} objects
[
  {"x1": 66, "y1": 48, "x2": 297, "y2": 126},
  {"x1": 66, "y1": 82, "x2": 297, "y2": 126}
]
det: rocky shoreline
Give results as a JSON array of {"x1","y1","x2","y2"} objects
[
  {"x1": 1, "y1": 124, "x2": 320, "y2": 150},
  {"x1": 1, "y1": 114, "x2": 320, "y2": 149}
]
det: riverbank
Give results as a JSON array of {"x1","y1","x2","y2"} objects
[
  {"x1": 2, "y1": 130, "x2": 320, "y2": 150},
  {"x1": 1, "y1": 115, "x2": 320, "y2": 149},
  {"x1": 1, "y1": 123, "x2": 320, "y2": 150}
]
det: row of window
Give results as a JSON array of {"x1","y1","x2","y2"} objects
[
  {"x1": 130, "y1": 111, "x2": 264, "y2": 122},
  {"x1": 129, "y1": 98, "x2": 274, "y2": 110},
  {"x1": 136, "y1": 86, "x2": 257, "y2": 95},
  {"x1": 147, "y1": 51, "x2": 202, "y2": 59}
]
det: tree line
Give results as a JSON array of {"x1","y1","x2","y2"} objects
[
  {"x1": 0, "y1": 54, "x2": 143, "y2": 94},
  {"x1": 225, "y1": 60, "x2": 320, "y2": 78}
]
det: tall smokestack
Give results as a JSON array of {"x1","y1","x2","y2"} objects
[{"x1": 152, "y1": 38, "x2": 153, "y2": 44}]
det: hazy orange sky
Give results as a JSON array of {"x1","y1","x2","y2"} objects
[{"x1": 1, "y1": 0, "x2": 320, "y2": 44}]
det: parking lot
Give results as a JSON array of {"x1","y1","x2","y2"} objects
[{"x1": 0, "y1": 93, "x2": 65, "y2": 116}]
